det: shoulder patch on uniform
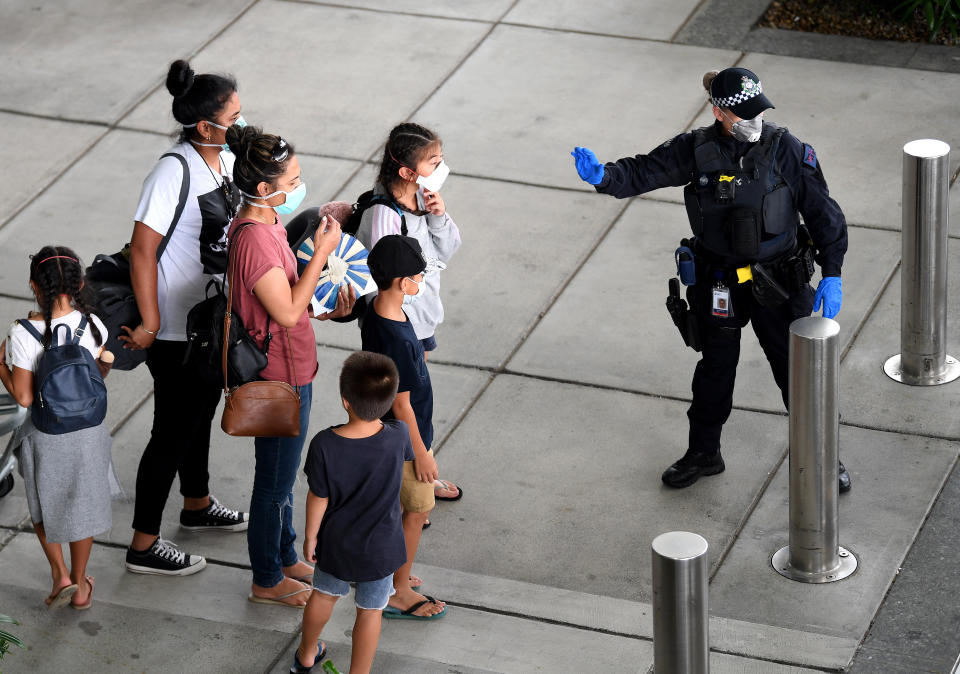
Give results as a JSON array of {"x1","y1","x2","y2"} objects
[{"x1": 802, "y1": 143, "x2": 817, "y2": 168}]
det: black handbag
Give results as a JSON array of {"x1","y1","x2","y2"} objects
[{"x1": 183, "y1": 223, "x2": 269, "y2": 388}]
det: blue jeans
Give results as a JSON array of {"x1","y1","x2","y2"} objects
[{"x1": 248, "y1": 383, "x2": 312, "y2": 588}]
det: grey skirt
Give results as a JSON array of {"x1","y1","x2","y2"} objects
[{"x1": 16, "y1": 420, "x2": 120, "y2": 543}]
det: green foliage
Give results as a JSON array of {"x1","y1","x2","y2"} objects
[
  {"x1": 895, "y1": 0, "x2": 960, "y2": 41},
  {"x1": 0, "y1": 613, "x2": 24, "y2": 672}
]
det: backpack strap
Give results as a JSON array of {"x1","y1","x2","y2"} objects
[
  {"x1": 154, "y1": 152, "x2": 191, "y2": 262},
  {"x1": 15, "y1": 319, "x2": 44, "y2": 346},
  {"x1": 72, "y1": 315, "x2": 89, "y2": 345}
]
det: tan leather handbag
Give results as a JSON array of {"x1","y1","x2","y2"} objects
[{"x1": 220, "y1": 226, "x2": 301, "y2": 438}]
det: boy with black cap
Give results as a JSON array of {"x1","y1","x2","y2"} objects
[
  {"x1": 361, "y1": 234, "x2": 446, "y2": 620},
  {"x1": 570, "y1": 67, "x2": 851, "y2": 493}
]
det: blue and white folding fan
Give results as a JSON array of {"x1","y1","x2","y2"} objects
[{"x1": 297, "y1": 232, "x2": 376, "y2": 314}]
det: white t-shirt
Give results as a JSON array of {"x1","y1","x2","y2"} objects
[
  {"x1": 134, "y1": 142, "x2": 237, "y2": 341},
  {"x1": 8, "y1": 311, "x2": 109, "y2": 372}
]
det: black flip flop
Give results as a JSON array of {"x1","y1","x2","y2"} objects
[
  {"x1": 433, "y1": 480, "x2": 463, "y2": 502},
  {"x1": 290, "y1": 640, "x2": 326, "y2": 673}
]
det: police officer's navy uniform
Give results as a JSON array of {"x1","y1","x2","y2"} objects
[{"x1": 590, "y1": 90, "x2": 848, "y2": 489}]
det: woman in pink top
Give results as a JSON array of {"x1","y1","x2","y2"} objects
[{"x1": 224, "y1": 125, "x2": 353, "y2": 607}]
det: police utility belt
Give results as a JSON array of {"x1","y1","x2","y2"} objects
[{"x1": 665, "y1": 236, "x2": 815, "y2": 352}]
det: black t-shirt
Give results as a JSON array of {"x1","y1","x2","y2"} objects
[
  {"x1": 304, "y1": 420, "x2": 414, "y2": 581},
  {"x1": 360, "y1": 305, "x2": 434, "y2": 449}
]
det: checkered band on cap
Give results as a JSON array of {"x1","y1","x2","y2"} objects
[{"x1": 712, "y1": 78, "x2": 763, "y2": 108}]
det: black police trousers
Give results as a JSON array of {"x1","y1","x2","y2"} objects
[{"x1": 686, "y1": 279, "x2": 814, "y2": 455}]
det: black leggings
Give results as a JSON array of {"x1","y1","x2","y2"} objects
[{"x1": 132, "y1": 340, "x2": 222, "y2": 535}]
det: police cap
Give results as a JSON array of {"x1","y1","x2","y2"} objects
[{"x1": 709, "y1": 67, "x2": 775, "y2": 121}]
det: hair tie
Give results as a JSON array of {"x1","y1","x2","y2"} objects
[{"x1": 38, "y1": 255, "x2": 78, "y2": 265}]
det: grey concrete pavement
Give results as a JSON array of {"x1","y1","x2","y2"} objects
[{"x1": 1, "y1": 0, "x2": 959, "y2": 672}]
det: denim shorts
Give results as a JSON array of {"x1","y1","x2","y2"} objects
[
  {"x1": 420, "y1": 335, "x2": 437, "y2": 352},
  {"x1": 311, "y1": 568, "x2": 395, "y2": 610}
]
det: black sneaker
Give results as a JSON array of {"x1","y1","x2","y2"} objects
[
  {"x1": 180, "y1": 495, "x2": 249, "y2": 532},
  {"x1": 125, "y1": 537, "x2": 206, "y2": 576},
  {"x1": 661, "y1": 451, "x2": 726, "y2": 489}
]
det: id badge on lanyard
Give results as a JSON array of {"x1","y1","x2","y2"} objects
[{"x1": 712, "y1": 283, "x2": 732, "y2": 317}]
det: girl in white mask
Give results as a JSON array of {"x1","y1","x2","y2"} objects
[{"x1": 355, "y1": 122, "x2": 463, "y2": 506}]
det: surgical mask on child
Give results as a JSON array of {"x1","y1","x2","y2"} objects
[
  {"x1": 416, "y1": 161, "x2": 450, "y2": 192},
  {"x1": 720, "y1": 110, "x2": 763, "y2": 143},
  {"x1": 402, "y1": 276, "x2": 425, "y2": 305},
  {"x1": 241, "y1": 182, "x2": 307, "y2": 215}
]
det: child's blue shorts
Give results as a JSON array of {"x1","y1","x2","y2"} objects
[{"x1": 311, "y1": 568, "x2": 395, "y2": 610}]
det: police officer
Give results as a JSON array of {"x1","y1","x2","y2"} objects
[{"x1": 571, "y1": 67, "x2": 851, "y2": 492}]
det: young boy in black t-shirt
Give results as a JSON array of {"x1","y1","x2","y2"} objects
[
  {"x1": 361, "y1": 235, "x2": 447, "y2": 620},
  {"x1": 293, "y1": 352, "x2": 413, "y2": 674}
]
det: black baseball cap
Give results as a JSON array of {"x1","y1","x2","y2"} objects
[
  {"x1": 368, "y1": 235, "x2": 426, "y2": 280},
  {"x1": 710, "y1": 67, "x2": 774, "y2": 120}
]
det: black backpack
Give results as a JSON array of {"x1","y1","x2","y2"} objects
[
  {"x1": 85, "y1": 152, "x2": 190, "y2": 371},
  {"x1": 285, "y1": 192, "x2": 407, "y2": 275},
  {"x1": 182, "y1": 278, "x2": 270, "y2": 389},
  {"x1": 17, "y1": 316, "x2": 107, "y2": 435}
]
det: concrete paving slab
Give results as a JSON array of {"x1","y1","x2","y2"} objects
[
  {"x1": 270, "y1": 593, "x2": 653, "y2": 674},
  {"x1": 840, "y1": 265, "x2": 960, "y2": 440},
  {"x1": 849, "y1": 459, "x2": 960, "y2": 673},
  {"x1": 710, "y1": 653, "x2": 822, "y2": 673},
  {"x1": 412, "y1": 24, "x2": 740, "y2": 190},
  {"x1": 503, "y1": 0, "x2": 700, "y2": 41},
  {"x1": 0, "y1": 113, "x2": 106, "y2": 226},
  {"x1": 709, "y1": 424, "x2": 957, "y2": 644},
  {"x1": 0, "y1": 566, "x2": 287, "y2": 673},
  {"x1": 410, "y1": 563, "x2": 858, "y2": 670},
  {"x1": 673, "y1": 0, "x2": 771, "y2": 50},
  {"x1": 733, "y1": 53, "x2": 960, "y2": 230},
  {"x1": 99, "y1": 345, "x2": 487, "y2": 566},
  {"x1": 509, "y1": 199, "x2": 899, "y2": 414},
  {"x1": 421, "y1": 373, "x2": 792, "y2": 603},
  {"x1": 289, "y1": 0, "x2": 513, "y2": 22},
  {"x1": 322, "y1": 166, "x2": 627, "y2": 368},
  {"x1": 120, "y1": 2, "x2": 490, "y2": 161},
  {"x1": 0, "y1": 0, "x2": 251, "y2": 123},
  {"x1": 0, "y1": 532, "x2": 305, "y2": 638},
  {"x1": 0, "y1": 129, "x2": 172, "y2": 298}
]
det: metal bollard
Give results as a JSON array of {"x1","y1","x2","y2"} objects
[
  {"x1": 773, "y1": 317, "x2": 857, "y2": 583},
  {"x1": 652, "y1": 531, "x2": 709, "y2": 673},
  {"x1": 884, "y1": 139, "x2": 960, "y2": 386}
]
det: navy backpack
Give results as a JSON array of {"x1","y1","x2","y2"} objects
[{"x1": 17, "y1": 316, "x2": 108, "y2": 435}]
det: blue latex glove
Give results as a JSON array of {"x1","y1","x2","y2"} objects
[
  {"x1": 571, "y1": 147, "x2": 605, "y2": 185},
  {"x1": 814, "y1": 276, "x2": 842, "y2": 319}
]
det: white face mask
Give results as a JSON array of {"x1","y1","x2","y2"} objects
[
  {"x1": 721, "y1": 110, "x2": 763, "y2": 143},
  {"x1": 416, "y1": 161, "x2": 450, "y2": 192},
  {"x1": 402, "y1": 276, "x2": 425, "y2": 305}
]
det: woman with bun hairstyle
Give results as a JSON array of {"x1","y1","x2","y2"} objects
[
  {"x1": 122, "y1": 60, "x2": 249, "y2": 578},
  {"x1": 225, "y1": 124, "x2": 354, "y2": 607}
]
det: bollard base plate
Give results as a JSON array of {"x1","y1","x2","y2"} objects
[
  {"x1": 772, "y1": 546, "x2": 858, "y2": 583},
  {"x1": 884, "y1": 354, "x2": 960, "y2": 386}
]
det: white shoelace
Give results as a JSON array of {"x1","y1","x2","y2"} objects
[
  {"x1": 152, "y1": 538, "x2": 186, "y2": 564},
  {"x1": 207, "y1": 497, "x2": 241, "y2": 521}
]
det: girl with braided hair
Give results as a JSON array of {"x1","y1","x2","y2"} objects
[
  {"x1": 354, "y1": 123, "x2": 461, "y2": 618},
  {"x1": 0, "y1": 245, "x2": 118, "y2": 610}
]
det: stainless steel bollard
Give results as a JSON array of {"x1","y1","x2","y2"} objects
[
  {"x1": 652, "y1": 531, "x2": 709, "y2": 673},
  {"x1": 884, "y1": 139, "x2": 960, "y2": 386},
  {"x1": 773, "y1": 317, "x2": 857, "y2": 583}
]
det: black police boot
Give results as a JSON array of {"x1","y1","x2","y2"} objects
[
  {"x1": 661, "y1": 450, "x2": 725, "y2": 489},
  {"x1": 839, "y1": 461, "x2": 851, "y2": 493}
]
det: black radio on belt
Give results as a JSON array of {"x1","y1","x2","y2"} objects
[{"x1": 715, "y1": 174, "x2": 736, "y2": 201}]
